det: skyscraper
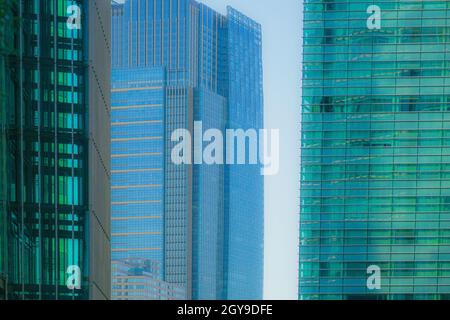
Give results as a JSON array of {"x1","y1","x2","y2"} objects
[
  {"x1": 0, "y1": 0, "x2": 111, "y2": 300},
  {"x1": 111, "y1": 0, "x2": 264, "y2": 300},
  {"x1": 0, "y1": 0, "x2": 15, "y2": 300},
  {"x1": 112, "y1": 258, "x2": 185, "y2": 300},
  {"x1": 300, "y1": 0, "x2": 450, "y2": 300}
]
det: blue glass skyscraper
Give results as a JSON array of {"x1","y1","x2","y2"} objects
[{"x1": 111, "y1": 0, "x2": 263, "y2": 300}]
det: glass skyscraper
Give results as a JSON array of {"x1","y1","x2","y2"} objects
[
  {"x1": 111, "y1": 0, "x2": 263, "y2": 300},
  {"x1": 0, "y1": 0, "x2": 15, "y2": 300},
  {"x1": 0, "y1": 0, "x2": 111, "y2": 300},
  {"x1": 300, "y1": 0, "x2": 450, "y2": 300},
  {"x1": 112, "y1": 258, "x2": 185, "y2": 300}
]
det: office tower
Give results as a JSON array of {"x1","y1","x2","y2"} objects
[
  {"x1": 112, "y1": 259, "x2": 185, "y2": 300},
  {"x1": 111, "y1": 0, "x2": 264, "y2": 300},
  {"x1": 0, "y1": 0, "x2": 111, "y2": 300},
  {"x1": 300, "y1": 0, "x2": 450, "y2": 300},
  {"x1": 0, "y1": 0, "x2": 14, "y2": 300}
]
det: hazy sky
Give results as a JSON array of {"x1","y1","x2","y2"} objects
[{"x1": 198, "y1": 0, "x2": 301, "y2": 300}]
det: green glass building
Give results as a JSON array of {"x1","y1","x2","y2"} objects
[
  {"x1": 0, "y1": 0, "x2": 15, "y2": 300},
  {"x1": 300, "y1": 0, "x2": 450, "y2": 299},
  {"x1": 0, "y1": 0, "x2": 111, "y2": 300}
]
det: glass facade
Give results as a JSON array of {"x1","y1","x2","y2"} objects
[
  {"x1": 112, "y1": 0, "x2": 264, "y2": 300},
  {"x1": 111, "y1": 67, "x2": 168, "y2": 299},
  {"x1": 112, "y1": 258, "x2": 184, "y2": 300},
  {"x1": 0, "y1": 0, "x2": 111, "y2": 300},
  {"x1": 192, "y1": 89, "x2": 226, "y2": 299},
  {"x1": 0, "y1": 0, "x2": 15, "y2": 300},
  {"x1": 223, "y1": 7, "x2": 264, "y2": 300},
  {"x1": 300, "y1": 0, "x2": 450, "y2": 300}
]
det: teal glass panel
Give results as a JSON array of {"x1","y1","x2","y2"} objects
[{"x1": 300, "y1": 0, "x2": 450, "y2": 300}]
